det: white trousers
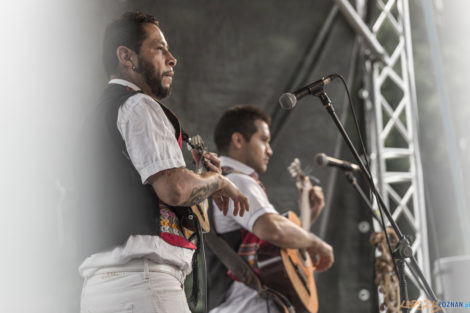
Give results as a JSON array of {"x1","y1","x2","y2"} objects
[{"x1": 80, "y1": 260, "x2": 191, "y2": 313}]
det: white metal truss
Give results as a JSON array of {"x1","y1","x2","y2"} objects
[
  {"x1": 334, "y1": 0, "x2": 431, "y2": 311},
  {"x1": 369, "y1": 0, "x2": 431, "y2": 310}
]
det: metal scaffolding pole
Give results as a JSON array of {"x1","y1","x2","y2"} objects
[{"x1": 333, "y1": 0, "x2": 432, "y2": 311}]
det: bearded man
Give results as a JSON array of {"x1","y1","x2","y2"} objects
[{"x1": 77, "y1": 12, "x2": 249, "y2": 313}]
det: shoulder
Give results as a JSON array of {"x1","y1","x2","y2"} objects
[
  {"x1": 226, "y1": 173, "x2": 258, "y2": 188},
  {"x1": 118, "y1": 94, "x2": 167, "y2": 123},
  {"x1": 226, "y1": 173, "x2": 267, "y2": 201},
  {"x1": 121, "y1": 93, "x2": 160, "y2": 112}
]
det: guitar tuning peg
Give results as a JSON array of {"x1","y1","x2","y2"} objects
[
  {"x1": 308, "y1": 175, "x2": 321, "y2": 185},
  {"x1": 186, "y1": 142, "x2": 193, "y2": 151},
  {"x1": 304, "y1": 165, "x2": 313, "y2": 175},
  {"x1": 287, "y1": 166, "x2": 297, "y2": 177}
]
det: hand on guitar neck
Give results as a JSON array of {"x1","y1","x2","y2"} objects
[
  {"x1": 191, "y1": 150, "x2": 222, "y2": 174},
  {"x1": 287, "y1": 158, "x2": 334, "y2": 272},
  {"x1": 189, "y1": 138, "x2": 249, "y2": 218},
  {"x1": 298, "y1": 185, "x2": 325, "y2": 225}
]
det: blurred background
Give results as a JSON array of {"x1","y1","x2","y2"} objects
[{"x1": 0, "y1": 0, "x2": 469, "y2": 312}]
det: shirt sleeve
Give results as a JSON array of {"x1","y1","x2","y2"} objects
[
  {"x1": 117, "y1": 94, "x2": 186, "y2": 184},
  {"x1": 213, "y1": 173, "x2": 278, "y2": 234}
]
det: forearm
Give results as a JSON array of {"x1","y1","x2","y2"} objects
[
  {"x1": 150, "y1": 167, "x2": 225, "y2": 207},
  {"x1": 253, "y1": 214, "x2": 323, "y2": 250}
]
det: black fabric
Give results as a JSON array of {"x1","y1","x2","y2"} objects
[
  {"x1": 75, "y1": 84, "x2": 194, "y2": 258},
  {"x1": 157, "y1": 100, "x2": 183, "y2": 144},
  {"x1": 75, "y1": 84, "x2": 160, "y2": 258},
  {"x1": 205, "y1": 233, "x2": 242, "y2": 309},
  {"x1": 204, "y1": 187, "x2": 243, "y2": 310},
  {"x1": 184, "y1": 225, "x2": 207, "y2": 313}
]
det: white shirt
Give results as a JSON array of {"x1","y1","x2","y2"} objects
[
  {"x1": 213, "y1": 156, "x2": 277, "y2": 234},
  {"x1": 79, "y1": 79, "x2": 194, "y2": 278},
  {"x1": 211, "y1": 156, "x2": 280, "y2": 313}
]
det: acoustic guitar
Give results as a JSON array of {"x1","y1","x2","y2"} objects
[
  {"x1": 185, "y1": 134, "x2": 211, "y2": 232},
  {"x1": 257, "y1": 158, "x2": 319, "y2": 313}
]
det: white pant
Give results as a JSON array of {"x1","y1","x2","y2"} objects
[
  {"x1": 210, "y1": 281, "x2": 281, "y2": 313},
  {"x1": 80, "y1": 259, "x2": 191, "y2": 313}
]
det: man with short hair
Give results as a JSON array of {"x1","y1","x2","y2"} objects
[
  {"x1": 78, "y1": 12, "x2": 249, "y2": 313},
  {"x1": 208, "y1": 105, "x2": 334, "y2": 313}
]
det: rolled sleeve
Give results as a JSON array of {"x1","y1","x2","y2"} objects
[
  {"x1": 117, "y1": 94, "x2": 185, "y2": 184},
  {"x1": 213, "y1": 173, "x2": 277, "y2": 234}
]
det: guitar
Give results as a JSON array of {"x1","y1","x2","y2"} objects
[
  {"x1": 185, "y1": 134, "x2": 211, "y2": 232},
  {"x1": 257, "y1": 158, "x2": 319, "y2": 313}
]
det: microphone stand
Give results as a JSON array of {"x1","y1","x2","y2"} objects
[
  {"x1": 343, "y1": 171, "x2": 381, "y2": 226},
  {"x1": 315, "y1": 89, "x2": 442, "y2": 313},
  {"x1": 343, "y1": 170, "x2": 432, "y2": 309}
]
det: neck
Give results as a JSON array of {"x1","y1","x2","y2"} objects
[
  {"x1": 225, "y1": 152, "x2": 249, "y2": 169},
  {"x1": 111, "y1": 70, "x2": 158, "y2": 99}
]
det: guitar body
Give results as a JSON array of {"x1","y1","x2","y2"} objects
[{"x1": 258, "y1": 211, "x2": 318, "y2": 313}]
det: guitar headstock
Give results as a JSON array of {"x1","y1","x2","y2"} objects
[
  {"x1": 186, "y1": 134, "x2": 208, "y2": 174},
  {"x1": 288, "y1": 158, "x2": 320, "y2": 190},
  {"x1": 186, "y1": 134, "x2": 207, "y2": 153},
  {"x1": 288, "y1": 158, "x2": 307, "y2": 190}
]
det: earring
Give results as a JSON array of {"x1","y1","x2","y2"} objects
[{"x1": 131, "y1": 65, "x2": 136, "y2": 71}]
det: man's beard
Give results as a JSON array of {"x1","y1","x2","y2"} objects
[{"x1": 137, "y1": 56, "x2": 171, "y2": 99}]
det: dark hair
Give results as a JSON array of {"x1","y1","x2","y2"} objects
[
  {"x1": 214, "y1": 105, "x2": 271, "y2": 154},
  {"x1": 102, "y1": 12, "x2": 159, "y2": 76}
]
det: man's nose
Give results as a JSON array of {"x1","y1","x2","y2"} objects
[
  {"x1": 167, "y1": 51, "x2": 177, "y2": 67},
  {"x1": 266, "y1": 144, "x2": 273, "y2": 156}
]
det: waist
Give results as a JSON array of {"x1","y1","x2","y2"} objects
[
  {"x1": 94, "y1": 259, "x2": 186, "y2": 282},
  {"x1": 79, "y1": 235, "x2": 195, "y2": 278}
]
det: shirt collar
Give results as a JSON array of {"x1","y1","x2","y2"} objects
[
  {"x1": 219, "y1": 156, "x2": 256, "y2": 176},
  {"x1": 108, "y1": 78, "x2": 141, "y2": 91}
]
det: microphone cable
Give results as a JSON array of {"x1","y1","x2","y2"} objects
[{"x1": 329, "y1": 73, "x2": 402, "y2": 281}]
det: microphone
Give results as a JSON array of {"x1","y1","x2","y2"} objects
[
  {"x1": 279, "y1": 74, "x2": 336, "y2": 110},
  {"x1": 315, "y1": 153, "x2": 360, "y2": 172}
]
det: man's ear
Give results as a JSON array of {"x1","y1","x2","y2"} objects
[
  {"x1": 116, "y1": 46, "x2": 137, "y2": 71},
  {"x1": 231, "y1": 132, "x2": 245, "y2": 150}
]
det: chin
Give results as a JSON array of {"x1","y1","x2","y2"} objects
[{"x1": 153, "y1": 86, "x2": 171, "y2": 99}]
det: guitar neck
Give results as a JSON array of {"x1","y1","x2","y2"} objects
[
  {"x1": 288, "y1": 158, "x2": 315, "y2": 231},
  {"x1": 195, "y1": 148, "x2": 208, "y2": 175},
  {"x1": 299, "y1": 178, "x2": 312, "y2": 231}
]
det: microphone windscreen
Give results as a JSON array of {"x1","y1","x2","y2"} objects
[
  {"x1": 279, "y1": 93, "x2": 297, "y2": 110},
  {"x1": 314, "y1": 153, "x2": 328, "y2": 166}
]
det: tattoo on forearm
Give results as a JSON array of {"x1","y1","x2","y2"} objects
[{"x1": 184, "y1": 181, "x2": 219, "y2": 206}]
